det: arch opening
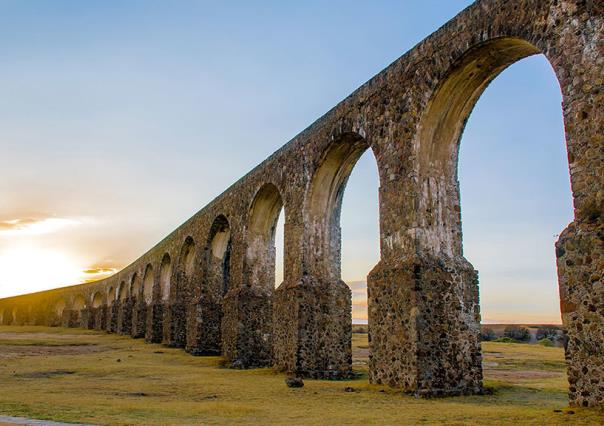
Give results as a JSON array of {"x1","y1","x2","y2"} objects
[
  {"x1": 143, "y1": 264, "x2": 154, "y2": 305},
  {"x1": 416, "y1": 36, "x2": 573, "y2": 394},
  {"x1": 107, "y1": 287, "x2": 116, "y2": 306},
  {"x1": 118, "y1": 281, "x2": 128, "y2": 301},
  {"x1": 207, "y1": 216, "x2": 231, "y2": 297},
  {"x1": 73, "y1": 295, "x2": 86, "y2": 311},
  {"x1": 417, "y1": 37, "x2": 542, "y2": 256},
  {"x1": 55, "y1": 300, "x2": 66, "y2": 316},
  {"x1": 181, "y1": 237, "x2": 196, "y2": 283},
  {"x1": 308, "y1": 132, "x2": 381, "y2": 370},
  {"x1": 246, "y1": 183, "x2": 285, "y2": 290},
  {"x1": 130, "y1": 273, "x2": 140, "y2": 300},
  {"x1": 308, "y1": 132, "x2": 374, "y2": 281},
  {"x1": 91, "y1": 292, "x2": 103, "y2": 309},
  {"x1": 160, "y1": 253, "x2": 172, "y2": 303}
]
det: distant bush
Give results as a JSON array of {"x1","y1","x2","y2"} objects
[
  {"x1": 503, "y1": 326, "x2": 530, "y2": 342},
  {"x1": 494, "y1": 337, "x2": 518, "y2": 343},
  {"x1": 352, "y1": 325, "x2": 368, "y2": 334},
  {"x1": 480, "y1": 328, "x2": 496, "y2": 342},
  {"x1": 536, "y1": 326, "x2": 560, "y2": 341},
  {"x1": 537, "y1": 338, "x2": 554, "y2": 347}
]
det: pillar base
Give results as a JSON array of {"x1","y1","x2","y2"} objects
[
  {"x1": 117, "y1": 299, "x2": 133, "y2": 335},
  {"x1": 557, "y1": 222, "x2": 604, "y2": 407},
  {"x1": 131, "y1": 300, "x2": 146, "y2": 339},
  {"x1": 273, "y1": 275, "x2": 352, "y2": 379},
  {"x1": 165, "y1": 303, "x2": 187, "y2": 347},
  {"x1": 108, "y1": 304, "x2": 118, "y2": 333},
  {"x1": 94, "y1": 306, "x2": 107, "y2": 331},
  {"x1": 186, "y1": 299, "x2": 222, "y2": 356},
  {"x1": 368, "y1": 255, "x2": 483, "y2": 397},
  {"x1": 145, "y1": 303, "x2": 164, "y2": 343},
  {"x1": 83, "y1": 309, "x2": 93, "y2": 329},
  {"x1": 221, "y1": 286, "x2": 272, "y2": 367}
]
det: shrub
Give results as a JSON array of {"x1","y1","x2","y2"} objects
[
  {"x1": 503, "y1": 326, "x2": 531, "y2": 342},
  {"x1": 537, "y1": 338, "x2": 554, "y2": 347},
  {"x1": 494, "y1": 337, "x2": 518, "y2": 343},
  {"x1": 536, "y1": 326, "x2": 560, "y2": 341},
  {"x1": 480, "y1": 328, "x2": 496, "y2": 341}
]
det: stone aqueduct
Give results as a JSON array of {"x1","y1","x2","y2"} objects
[{"x1": 0, "y1": 0, "x2": 602, "y2": 407}]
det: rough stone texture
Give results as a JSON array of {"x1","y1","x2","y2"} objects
[
  {"x1": 368, "y1": 257, "x2": 482, "y2": 396},
  {"x1": 145, "y1": 303, "x2": 164, "y2": 343},
  {"x1": 117, "y1": 299, "x2": 133, "y2": 336},
  {"x1": 273, "y1": 276, "x2": 352, "y2": 379},
  {"x1": 0, "y1": 0, "x2": 601, "y2": 406},
  {"x1": 131, "y1": 298, "x2": 146, "y2": 339},
  {"x1": 557, "y1": 222, "x2": 604, "y2": 407}
]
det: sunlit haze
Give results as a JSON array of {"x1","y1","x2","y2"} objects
[{"x1": 0, "y1": 1, "x2": 571, "y2": 324}]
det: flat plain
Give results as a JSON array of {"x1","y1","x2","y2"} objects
[{"x1": 0, "y1": 326, "x2": 603, "y2": 425}]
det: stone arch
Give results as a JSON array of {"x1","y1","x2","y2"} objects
[
  {"x1": 0, "y1": 307, "x2": 9, "y2": 325},
  {"x1": 54, "y1": 299, "x2": 66, "y2": 326},
  {"x1": 245, "y1": 183, "x2": 284, "y2": 290},
  {"x1": 206, "y1": 215, "x2": 231, "y2": 297},
  {"x1": 117, "y1": 281, "x2": 128, "y2": 301},
  {"x1": 107, "y1": 286, "x2": 116, "y2": 306},
  {"x1": 71, "y1": 295, "x2": 86, "y2": 327},
  {"x1": 55, "y1": 300, "x2": 66, "y2": 316},
  {"x1": 417, "y1": 37, "x2": 544, "y2": 257},
  {"x1": 130, "y1": 273, "x2": 141, "y2": 300},
  {"x1": 143, "y1": 264, "x2": 154, "y2": 305},
  {"x1": 180, "y1": 236, "x2": 196, "y2": 284},
  {"x1": 116, "y1": 280, "x2": 131, "y2": 335},
  {"x1": 160, "y1": 253, "x2": 172, "y2": 303},
  {"x1": 91, "y1": 292, "x2": 103, "y2": 309},
  {"x1": 387, "y1": 29, "x2": 602, "y2": 404},
  {"x1": 307, "y1": 132, "x2": 377, "y2": 281},
  {"x1": 72, "y1": 295, "x2": 86, "y2": 311}
]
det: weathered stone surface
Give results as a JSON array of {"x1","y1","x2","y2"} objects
[{"x1": 0, "y1": 0, "x2": 601, "y2": 407}]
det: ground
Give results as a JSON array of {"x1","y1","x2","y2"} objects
[{"x1": 0, "y1": 326, "x2": 602, "y2": 425}]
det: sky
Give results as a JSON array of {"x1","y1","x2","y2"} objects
[{"x1": 0, "y1": 1, "x2": 573, "y2": 324}]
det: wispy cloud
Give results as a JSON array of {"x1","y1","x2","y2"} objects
[
  {"x1": 81, "y1": 267, "x2": 117, "y2": 283},
  {"x1": 0, "y1": 217, "x2": 80, "y2": 236}
]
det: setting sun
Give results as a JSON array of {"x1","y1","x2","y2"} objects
[{"x1": 0, "y1": 246, "x2": 84, "y2": 297}]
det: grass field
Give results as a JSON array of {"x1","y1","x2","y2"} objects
[{"x1": 0, "y1": 326, "x2": 603, "y2": 425}]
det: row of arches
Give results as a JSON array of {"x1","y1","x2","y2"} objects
[{"x1": 1, "y1": 0, "x2": 601, "y2": 407}]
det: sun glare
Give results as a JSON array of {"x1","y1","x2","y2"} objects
[{"x1": 0, "y1": 246, "x2": 84, "y2": 298}]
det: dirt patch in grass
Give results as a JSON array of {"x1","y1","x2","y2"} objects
[
  {"x1": 14, "y1": 370, "x2": 76, "y2": 379},
  {"x1": 0, "y1": 343, "x2": 106, "y2": 359},
  {"x1": 0, "y1": 333, "x2": 85, "y2": 340}
]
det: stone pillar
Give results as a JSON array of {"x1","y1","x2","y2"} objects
[
  {"x1": 63, "y1": 309, "x2": 78, "y2": 328},
  {"x1": 94, "y1": 306, "x2": 107, "y2": 331},
  {"x1": 557, "y1": 222, "x2": 604, "y2": 407},
  {"x1": 367, "y1": 256, "x2": 482, "y2": 396},
  {"x1": 165, "y1": 302, "x2": 187, "y2": 347},
  {"x1": 108, "y1": 304, "x2": 118, "y2": 333},
  {"x1": 82, "y1": 309, "x2": 93, "y2": 329},
  {"x1": 222, "y1": 286, "x2": 272, "y2": 367},
  {"x1": 131, "y1": 298, "x2": 146, "y2": 339},
  {"x1": 273, "y1": 275, "x2": 352, "y2": 379},
  {"x1": 186, "y1": 298, "x2": 222, "y2": 356},
  {"x1": 145, "y1": 303, "x2": 164, "y2": 343},
  {"x1": 117, "y1": 298, "x2": 133, "y2": 335}
]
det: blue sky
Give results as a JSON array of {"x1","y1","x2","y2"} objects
[{"x1": 0, "y1": 1, "x2": 572, "y2": 323}]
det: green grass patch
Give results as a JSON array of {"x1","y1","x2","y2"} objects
[{"x1": 0, "y1": 326, "x2": 603, "y2": 425}]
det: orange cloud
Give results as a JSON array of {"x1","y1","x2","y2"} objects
[{"x1": 0, "y1": 217, "x2": 80, "y2": 236}]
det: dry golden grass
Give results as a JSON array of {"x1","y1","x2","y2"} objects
[{"x1": 0, "y1": 326, "x2": 603, "y2": 425}]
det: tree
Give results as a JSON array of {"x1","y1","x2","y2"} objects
[
  {"x1": 480, "y1": 328, "x2": 496, "y2": 341},
  {"x1": 503, "y1": 325, "x2": 530, "y2": 342}
]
